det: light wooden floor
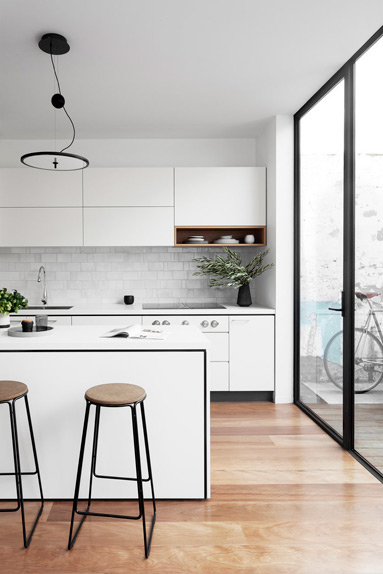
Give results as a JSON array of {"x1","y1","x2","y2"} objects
[{"x1": 1, "y1": 402, "x2": 382, "y2": 574}]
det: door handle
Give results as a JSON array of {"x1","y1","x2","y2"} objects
[{"x1": 328, "y1": 291, "x2": 345, "y2": 317}]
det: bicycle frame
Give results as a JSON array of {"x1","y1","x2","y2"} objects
[{"x1": 356, "y1": 297, "x2": 383, "y2": 368}]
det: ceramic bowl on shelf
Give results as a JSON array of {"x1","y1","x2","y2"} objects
[{"x1": 213, "y1": 238, "x2": 239, "y2": 244}]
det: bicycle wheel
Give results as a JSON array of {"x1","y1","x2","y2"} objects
[{"x1": 324, "y1": 328, "x2": 383, "y2": 393}]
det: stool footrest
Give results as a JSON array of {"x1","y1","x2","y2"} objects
[
  {"x1": 0, "y1": 470, "x2": 38, "y2": 476},
  {"x1": 76, "y1": 508, "x2": 142, "y2": 520},
  {"x1": 94, "y1": 471, "x2": 150, "y2": 482}
]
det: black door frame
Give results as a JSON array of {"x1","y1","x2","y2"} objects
[{"x1": 294, "y1": 25, "x2": 383, "y2": 481}]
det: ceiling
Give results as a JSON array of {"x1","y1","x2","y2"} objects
[{"x1": 0, "y1": 0, "x2": 382, "y2": 139}]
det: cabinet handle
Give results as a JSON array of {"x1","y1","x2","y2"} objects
[
  {"x1": 162, "y1": 320, "x2": 170, "y2": 325},
  {"x1": 231, "y1": 319, "x2": 250, "y2": 323},
  {"x1": 182, "y1": 320, "x2": 189, "y2": 325},
  {"x1": 201, "y1": 320, "x2": 209, "y2": 328},
  {"x1": 152, "y1": 320, "x2": 161, "y2": 325},
  {"x1": 211, "y1": 320, "x2": 219, "y2": 328}
]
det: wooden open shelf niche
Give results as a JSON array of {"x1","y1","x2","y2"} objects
[{"x1": 174, "y1": 226, "x2": 267, "y2": 247}]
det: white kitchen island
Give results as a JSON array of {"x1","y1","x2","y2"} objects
[{"x1": 0, "y1": 325, "x2": 209, "y2": 500}]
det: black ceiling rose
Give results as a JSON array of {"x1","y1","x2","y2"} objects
[{"x1": 38, "y1": 33, "x2": 70, "y2": 55}]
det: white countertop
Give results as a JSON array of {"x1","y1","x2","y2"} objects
[
  {"x1": 0, "y1": 324, "x2": 210, "y2": 351},
  {"x1": 15, "y1": 302, "x2": 275, "y2": 316}
]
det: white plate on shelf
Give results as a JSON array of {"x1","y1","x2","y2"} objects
[{"x1": 214, "y1": 238, "x2": 239, "y2": 244}]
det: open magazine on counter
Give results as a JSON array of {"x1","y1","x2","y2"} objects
[{"x1": 101, "y1": 324, "x2": 169, "y2": 340}]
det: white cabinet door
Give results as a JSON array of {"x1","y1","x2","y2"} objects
[
  {"x1": 0, "y1": 168, "x2": 82, "y2": 207},
  {"x1": 205, "y1": 333, "x2": 228, "y2": 362},
  {"x1": 229, "y1": 316, "x2": 274, "y2": 391},
  {"x1": 175, "y1": 167, "x2": 266, "y2": 226},
  {"x1": 210, "y1": 362, "x2": 229, "y2": 391},
  {"x1": 84, "y1": 207, "x2": 174, "y2": 246},
  {"x1": 0, "y1": 208, "x2": 83, "y2": 246},
  {"x1": 84, "y1": 168, "x2": 174, "y2": 206}
]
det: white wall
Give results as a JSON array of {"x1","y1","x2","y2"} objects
[
  {"x1": 0, "y1": 138, "x2": 257, "y2": 167},
  {"x1": 257, "y1": 116, "x2": 294, "y2": 403}
]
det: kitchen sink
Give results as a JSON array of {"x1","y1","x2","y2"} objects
[{"x1": 25, "y1": 306, "x2": 73, "y2": 310}]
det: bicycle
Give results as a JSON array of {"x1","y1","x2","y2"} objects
[{"x1": 324, "y1": 292, "x2": 383, "y2": 394}]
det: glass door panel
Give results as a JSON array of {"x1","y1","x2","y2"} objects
[
  {"x1": 299, "y1": 80, "x2": 345, "y2": 436},
  {"x1": 355, "y1": 36, "x2": 383, "y2": 473}
]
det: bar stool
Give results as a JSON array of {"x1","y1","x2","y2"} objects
[
  {"x1": 68, "y1": 383, "x2": 156, "y2": 558},
  {"x1": 0, "y1": 380, "x2": 44, "y2": 547}
]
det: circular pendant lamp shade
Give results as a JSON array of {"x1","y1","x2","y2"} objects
[{"x1": 20, "y1": 151, "x2": 89, "y2": 171}]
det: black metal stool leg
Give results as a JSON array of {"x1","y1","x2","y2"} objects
[
  {"x1": 140, "y1": 401, "x2": 156, "y2": 555},
  {"x1": 21, "y1": 395, "x2": 44, "y2": 547},
  {"x1": 68, "y1": 401, "x2": 91, "y2": 550},
  {"x1": 10, "y1": 400, "x2": 27, "y2": 547},
  {"x1": 131, "y1": 404, "x2": 149, "y2": 557},
  {"x1": 140, "y1": 402, "x2": 156, "y2": 512},
  {"x1": 87, "y1": 405, "x2": 100, "y2": 507}
]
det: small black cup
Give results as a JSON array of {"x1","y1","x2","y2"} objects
[
  {"x1": 124, "y1": 295, "x2": 134, "y2": 305},
  {"x1": 21, "y1": 319, "x2": 34, "y2": 332}
]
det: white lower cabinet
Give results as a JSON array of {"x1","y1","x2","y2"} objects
[
  {"x1": 229, "y1": 316, "x2": 274, "y2": 391},
  {"x1": 210, "y1": 362, "x2": 229, "y2": 391}
]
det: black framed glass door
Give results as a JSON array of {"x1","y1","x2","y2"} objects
[{"x1": 295, "y1": 76, "x2": 347, "y2": 443}]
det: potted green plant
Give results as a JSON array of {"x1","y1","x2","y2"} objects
[
  {"x1": 193, "y1": 247, "x2": 273, "y2": 306},
  {"x1": 0, "y1": 288, "x2": 28, "y2": 328}
]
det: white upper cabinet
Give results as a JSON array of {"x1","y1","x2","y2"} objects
[
  {"x1": 0, "y1": 208, "x2": 83, "y2": 246},
  {"x1": 83, "y1": 168, "x2": 174, "y2": 207},
  {"x1": 175, "y1": 167, "x2": 266, "y2": 226},
  {"x1": 84, "y1": 207, "x2": 174, "y2": 246},
  {"x1": 0, "y1": 168, "x2": 82, "y2": 207}
]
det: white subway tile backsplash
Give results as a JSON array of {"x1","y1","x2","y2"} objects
[{"x1": 0, "y1": 246, "x2": 260, "y2": 305}]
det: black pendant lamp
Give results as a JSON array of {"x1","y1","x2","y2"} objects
[{"x1": 20, "y1": 33, "x2": 89, "y2": 171}]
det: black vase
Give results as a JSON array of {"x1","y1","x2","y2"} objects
[{"x1": 237, "y1": 283, "x2": 252, "y2": 307}]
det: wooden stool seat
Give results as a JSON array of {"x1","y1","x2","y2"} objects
[
  {"x1": 85, "y1": 383, "x2": 146, "y2": 406},
  {"x1": 0, "y1": 381, "x2": 28, "y2": 402}
]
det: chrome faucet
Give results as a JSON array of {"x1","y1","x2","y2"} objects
[{"x1": 37, "y1": 266, "x2": 48, "y2": 305}]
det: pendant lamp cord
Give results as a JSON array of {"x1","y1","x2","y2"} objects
[{"x1": 50, "y1": 50, "x2": 76, "y2": 154}]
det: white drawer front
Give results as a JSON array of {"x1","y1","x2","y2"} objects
[
  {"x1": 205, "y1": 333, "x2": 228, "y2": 361},
  {"x1": 210, "y1": 362, "x2": 229, "y2": 391},
  {"x1": 72, "y1": 316, "x2": 143, "y2": 326}
]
